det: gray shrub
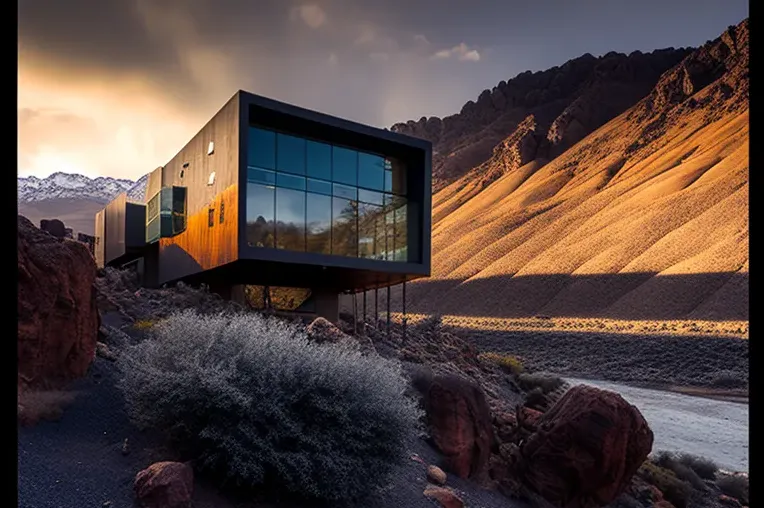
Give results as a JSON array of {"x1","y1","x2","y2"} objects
[{"x1": 118, "y1": 309, "x2": 423, "y2": 505}]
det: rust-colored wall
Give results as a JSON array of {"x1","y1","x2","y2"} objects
[
  {"x1": 160, "y1": 185, "x2": 239, "y2": 274},
  {"x1": 157, "y1": 93, "x2": 241, "y2": 285}
]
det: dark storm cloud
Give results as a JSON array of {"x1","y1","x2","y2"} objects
[{"x1": 18, "y1": 0, "x2": 747, "y2": 179}]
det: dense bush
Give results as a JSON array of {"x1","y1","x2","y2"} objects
[
  {"x1": 637, "y1": 461, "x2": 691, "y2": 508},
  {"x1": 118, "y1": 310, "x2": 422, "y2": 505},
  {"x1": 516, "y1": 372, "x2": 564, "y2": 393},
  {"x1": 477, "y1": 352, "x2": 525, "y2": 374},
  {"x1": 716, "y1": 474, "x2": 749, "y2": 504}
]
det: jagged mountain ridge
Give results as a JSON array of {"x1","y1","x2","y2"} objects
[
  {"x1": 396, "y1": 19, "x2": 749, "y2": 322},
  {"x1": 391, "y1": 47, "x2": 697, "y2": 191},
  {"x1": 17, "y1": 172, "x2": 148, "y2": 204}
]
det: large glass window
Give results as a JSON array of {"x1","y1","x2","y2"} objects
[
  {"x1": 358, "y1": 202, "x2": 382, "y2": 259},
  {"x1": 307, "y1": 193, "x2": 331, "y2": 254},
  {"x1": 276, "y1": 187, "x2": 306, "y2": 251},
  {"x1": 247, "y1": 183, "x2": 275, "y2": 248},
  {"x1": 307, "y1": 140, "x2": 332, "y2": 180},
  {"x1": 277, "y1": 133, "x2": 306, "y2": 175},
  {"x1": 245, "y1": 126, "x2": 411, "y2": 262},
  {"x1": 332, "y1": 197, "x2": 357, "y2": 257},
  {"x1": 249, "y1": 127, "x2": 276, "y2": 169},
  {"x1": 332, "y1": 146, "x2": 357, "y2": 186},
  {"x1": 358, "y1": 152, "x2": 385, "y2": 191}
]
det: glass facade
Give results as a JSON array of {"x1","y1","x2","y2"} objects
[{"x1": 246, "y1": 126, "x2": 411, "y2": 262}]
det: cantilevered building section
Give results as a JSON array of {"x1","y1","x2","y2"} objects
[{"x1": 94, "y1": 90, "x2": 432, "y2": 322}]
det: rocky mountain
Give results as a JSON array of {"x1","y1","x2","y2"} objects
[
  {"x1": 392, "y1": 47, "x2": 696, "y2": 191},
  {"x1": 396, "y1": 18, "x2": 748, "y2": 322},
  {"x1": 17, "y1": 172, "x2": 148, "y2": 235},
  {"x1": 17, "y1": 172, "x2": 147, "y2": 204}
]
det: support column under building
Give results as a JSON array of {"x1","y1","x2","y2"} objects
[{"x1": 312, "y1": 289, "x2": 339, "y2": 323}]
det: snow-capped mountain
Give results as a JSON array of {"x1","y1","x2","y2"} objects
[{"x1": 17, "y1": 172, "x2": 148, "y2": 204}]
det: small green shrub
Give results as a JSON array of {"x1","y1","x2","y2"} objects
[
  {"x1": 524, "y1": 387, "x2": 548, "y2": 410},
  {"x1": 516, "y1": 372, "x2": 564, "y2": 393},
  {"x1": 478, "y1": 352, "x2": 525, "y2": 374},
  {"x1": 654, "y1": 451, "x2": 706, "y2": 490},
  {"x1": 716, "y1": 474, "x2": 749, "y2": 504},
  {"x1": 118, "y1": 310, "x2": 422, "y2": 505},
  {"x1": 638, "y1": 460, "x2": 691, "y2": 508}
]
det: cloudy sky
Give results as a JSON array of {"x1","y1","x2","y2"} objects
[{"x1": 18, "y1": 0, "x2": 748, "y2": 181}]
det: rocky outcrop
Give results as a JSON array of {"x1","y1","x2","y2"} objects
[
  {"x1": 134, "y1": 461, "x2": 194, "y2": 508},
  {"x1": 305, "y1": 316, "x2": 376, "y2": 354},
  {"x1": 39, "y1": 218, "x2": 67, "y2": 239},
  {"x1": 392, "y1": 47, "x2": 691, "y2": 189},
  {"x1": 510, "y1": 385, "x2": 653, "y2": 508},
  {"x1": 424, "y1": 374, "x2": 493, "y2": 479},
  {"x1": 18, "y1": 215, "x2": 99, "y2": 389}
]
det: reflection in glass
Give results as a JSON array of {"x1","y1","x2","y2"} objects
[
  {"x1": 389, "y1": 158, "x2": 407, "y2": 195},
  {"x1": 394, "y1": 198, "x2": 408, "y2": 261},
  {"x1": 306, "y1": 193, "x2": 331, "y2": 254},
  {"x1": 307, "y1": 140, "x2": 332, "y2": 180},
  {"x1": 358, "y1": 152, "x2": 385, "y2": 191},
  {"x1": 332, "y1": 197, "x2": 357, "y2": 257},
  {"x1": 332, "y1": 146, "x2": 357, "y2": 185},
  {"x1": 358, "y1": 202, "x2": 382, "y2": 259},
  {"x1": 307, "y1": 178, "x2": 332, "y2": 195},
  {"x1": 248, "y1": 127, "x2": 276, "y2": 169},
  {"x1": 358, "y1": 188, "x2": 384, "y2": 205},
  {"x1": 276, "y1": 172, "x2": 306, "y2": 191},
  {"x1": 277, "y1": 133, "x2": 306, "y2": 175},
  {"x1": 248, "y1": 167, "x2": 276, "y2": 185},
  {"x1": 247, "y1": 183, "x2": 275, "y2": 247},
  {"x1": 276, "y1": 187, "x2": 306, "y2": 251},
  {"x1": 333, "y1": 183, "x2": 357, "y2": 200}
]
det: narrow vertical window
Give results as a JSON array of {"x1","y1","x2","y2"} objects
[
  {"x1": 219, "y1": 201, "x2": 225, "y2": 223},
  {"x1": 208, "y1": 208, "x2": 215, "y2": 227}
]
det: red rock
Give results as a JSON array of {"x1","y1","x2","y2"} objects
[
  {"x1": 134, "y1": 462, "x2": 194, "y2": 508},
  {"x1": 719, "y1": 494, "x2": 743, "y2": 508},
  {"x1": 516, "y1": 384, "x2": 654, "y2": 508},
  {"x1": 427, "y1": 465, "x2": 447, "y2": 485},
  {"x1": 518, "y1": 406, "x2": 543, "y2": 428},
  {"x1": 425, "y1": 374, "x2": 493, "y2": 479},
  {"x1": 17, "y1": 216, "x2": 99, "y2": 389},
  {"x1": 423, "y1": 485, "x2": 464, "y2": 508}
]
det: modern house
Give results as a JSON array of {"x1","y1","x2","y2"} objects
[{"x1": 95, "y1": 90, "x2": 432, "y2": 321}]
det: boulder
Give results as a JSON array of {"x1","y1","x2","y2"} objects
[
  {"x1": 39, "y1": 218, "x2": 67, "y2": 239},
  {"x1": 423, "y1": 485, "x2": 464, "y2": 508},
  {"x1": 425, "y1": 374, "x2": 493, "y2": 479},
  {"x1": 427, "y1": 465, "x2": 447, "y2": 485},
  {"x1": 515, "y1": 384, "x2": 653, "y2": 508},
  {"x1": 18, "y1": 216, "x2": 100, "y2": 389},
  {"x1": 134, "y1": 461, "x2": 194, "y2": 508}
]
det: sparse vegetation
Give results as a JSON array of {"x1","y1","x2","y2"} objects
[
  {"x1": 637, "y1": 460, "x2": 692, "y2": 508},
  {"x1": 477, "y1": 352, "x2": 525, "y2": 374},
  {"x1": 716, "y1": 473, "x2": 749, "y2": 504},
  {"x1": 516, "y1": 372, "x2": 564, "y2": 393},
  {"x1": 132, "y1": 319, "x2": 158, "y2": 330},
  {"x1": 675, "y1": 453, "x2": 719, "y2": 481},
  {"x1": 653, "y1": 451, "x2": 707, "y2": 491},
  {"x1": 117, "y1": 309, "x2": 422, "y2": 505}
]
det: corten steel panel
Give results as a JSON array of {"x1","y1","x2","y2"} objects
[
  {"x1": 237, "y1": 90, "x2": 433, "y2": 292},
  {"x1": 157, "y1": 93, "x2": 240, "y2": 285},
  {"x1": 94, "y1": 210, "x2": 106, "y2": 268},
  {"x1": 104, "y1": 193, "x2": 127, "y2": 265}
]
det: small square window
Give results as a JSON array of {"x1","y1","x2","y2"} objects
[{"x1": 208, "y1": 208, "x2": 215, "y2": 227}]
